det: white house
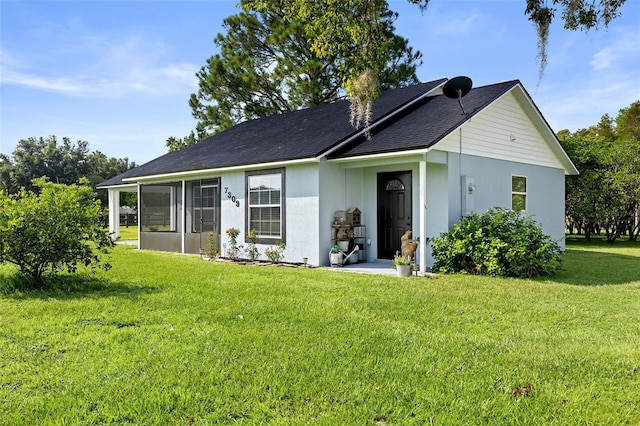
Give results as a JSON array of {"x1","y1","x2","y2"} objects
[{"x1": 98, "y1": 78, "x2": 578, "y2": 272}]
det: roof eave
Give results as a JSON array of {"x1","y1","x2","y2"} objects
[
  {"x1": 122, "y1": 157, "x2": 319, "y2": 183},
  {"x1": 328, "y1": 147, "x2": 430, "y2": 164},
  {"x1": 97, "y1": 183, "x2": 138, "y2": 190}
]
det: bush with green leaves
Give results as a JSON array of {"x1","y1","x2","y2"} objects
[
  {"x1": 431, "y1": 208, "x2": 562, "y2": 278},
  {"x1": 244, "y1": 228, "x2": 260, "y2": 261},
  {"x1": 0, "y1": 178, "x2": 113, "y2": 286},
  {"x1": 264, "y1": 242, "x2": 286, "y2": 263}
]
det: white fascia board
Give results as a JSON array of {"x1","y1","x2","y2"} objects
[
  {"x1": 328, "y1": 148, "x2": 429, "y2": 164},
  {"x1": 318, "y1": 81, "x2": 447, "y2": 160},
  {"x1": 122, "y1": 157, "x2": 318, "y2": 184},
  {"x1": 96, "y1": 183, "x2": 139, "y2": 191}
]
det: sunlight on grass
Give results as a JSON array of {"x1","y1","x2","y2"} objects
[
  {"x1": 1, "y1": 241, "x2": 639, "y2": 424},
  {"x1": 117, "y1": 225, "x2": 138, "y2": 241}
]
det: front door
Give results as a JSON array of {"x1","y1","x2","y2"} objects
[{"x1": 377, "y1": 171, "x2": 412, "y2": 259}]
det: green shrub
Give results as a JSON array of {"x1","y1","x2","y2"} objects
[
  {"x1": 0, "y1": 178, "x2": 113, "y2": 286},
  {"x1": 264, "y1": 241, "x2": 286, "y2": 263},
  {"x1": 244, "y1": 228, "x2": 260, "y2": 261},
  {"x1": 431, "y1": 208, "x2": 562, "y2": 278}
]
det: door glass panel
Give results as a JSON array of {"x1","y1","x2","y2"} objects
[{"x1": 385, "y1": 178, "x2": 405, "y2": 191}]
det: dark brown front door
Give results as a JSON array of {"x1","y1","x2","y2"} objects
[{"x1": 377, "y1": 171, "x2": 412, "y2": 259}]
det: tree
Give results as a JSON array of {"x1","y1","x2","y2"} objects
[
  {"x1": 616, "y1": 101, "x2": 640, "y2": 142},
  {"x1": 85, "y1": 150, "x2": 138, "y2": 207},
  {"x1": 243, "y1": 0, "x2": 627, "y2": 124},
  {"x1": 560, "y1": 101, "x2": 640, "y2": 242},
  {"x1": 2, "y1": 136, "x2": 90, "y2": 193},
  {"x1": 0, "y1": 178, "x2": 114, "y2": 285},
  {"x1": 166, "y1": 131, "x2": 197, "y2": 153},
  {"x1": 0, "y1": 136, "x2": 137, "y2": 207},
  {"x1": 189, "y1": 1, "x2": 422, "y2": 138}
]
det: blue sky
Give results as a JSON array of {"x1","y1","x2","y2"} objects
[{"x1": 1, "y1": 0, "x2": 639, "y2": 165}]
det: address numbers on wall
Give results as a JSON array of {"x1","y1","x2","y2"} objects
[{"x1": 224, "y1": 187, "x2": 241, "y2": 208}]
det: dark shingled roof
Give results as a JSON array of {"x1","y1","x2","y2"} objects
[
  {"x1": 99, "y1": 79, "x2": 445, "y2": 187},
  {"x1": 99, "y1": 78, "x2": 521, "y2": 187},
  {"x1": 328, "y1": 80, "x2": 520, "y2": 158}
]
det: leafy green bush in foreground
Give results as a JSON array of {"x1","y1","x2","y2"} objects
[
  {"x1": 0, "y1": 178, "x2": 113, "y2": 286},
  {"x1": 431, "y1": 208, "x2": 562, "y2": 278}
]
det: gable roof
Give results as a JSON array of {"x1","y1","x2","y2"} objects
[
  {"x1": 99, "y1": 77, "x2": 577, "y2": 187},
  {"x1": 328, "y1": 80, "x2": 520, "y2": 158},
  {"x1": 98, "y1": 78, "x2": 446, "y2": 187},
  {"x1": 328, "y1": 80, "x2": 577, "y2": 175}
]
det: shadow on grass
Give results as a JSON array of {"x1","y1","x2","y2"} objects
[
  {"x1": 548, "y1": 240, "x2": 640, "y2": 286},
  {"x1": 0, "y1": 273, "x2": 160, "y2": 300}
]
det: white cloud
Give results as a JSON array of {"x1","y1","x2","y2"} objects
[
  {"x1": 430, "y1": 9, "x2": 483, "y2": 36},
  {"x1": 590, "y1": 30, "x2": 640, "y2": 71},
  {"x1": 0, "y1": 25, "x2": 199, "y2": 98},
  {"x1": 535, "y1": 24, "x2": 640, "y2": 131},
  {"x1": 537, "y1": 74, "x2": 639, "y2": 132},
  {"x1": 1, "y1": 70, "x2": 85, "y2": 95}
]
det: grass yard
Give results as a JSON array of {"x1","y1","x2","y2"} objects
[
  {"x1": 0, "y1": 239, "x2": 639, "y2": 425},
  {"x1": 117, "y1": 225, "x2": 138, "y2": 241}
]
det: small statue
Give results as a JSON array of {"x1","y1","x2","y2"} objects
[{"x1": 401, "y1": 230, "x2": 418, "y2": 260}]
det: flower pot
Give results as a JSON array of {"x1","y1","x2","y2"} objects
[
  {"x1": 396, "y1": 264, "x2": 412, "y2": 277},
  {"x1": 337, "y1": 240, "x2": 350, "y2": 252}
]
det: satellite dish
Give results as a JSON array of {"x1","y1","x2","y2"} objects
[{"x1": 443, "y1": 76, "x2": 472, "y2": 115}]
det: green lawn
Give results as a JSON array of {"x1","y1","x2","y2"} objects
[
  {"x1": 1, "y1": 239, "x2": 639, "y2": 425},
  {"x1": 117, "y1": 224, "x2": 138, "y2": 241}
]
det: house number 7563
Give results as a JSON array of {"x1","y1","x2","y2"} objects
[{"x1": 224, "y1": 187, "x2": 240, "y2": 208}]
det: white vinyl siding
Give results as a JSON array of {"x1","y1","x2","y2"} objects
[{"x1": 435, "y1": 91, "x2": 565, "y2": 170}]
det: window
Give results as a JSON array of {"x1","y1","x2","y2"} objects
[
  {"x1": 246, "y1": 169, "x2": 285, "y2": 243},
  {"x1": 140, "y1": 184, "x2": 178, "y2": 232},
  {"x1": 385, "y1": 178, "x2": 405, "y2": 191},
  {"x1": 511, "y1": 175, "x2": 527, "y2": 211}
]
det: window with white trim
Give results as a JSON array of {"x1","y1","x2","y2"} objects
[
  {"x1": 511, "y1": 175, "x2": 527, "y2": 211},
  {"x1": 246, "y1": 169, "x2": 285, "y2": 243}
]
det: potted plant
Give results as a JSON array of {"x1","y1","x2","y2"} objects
[
  {"x1": 392, "y1": 254, "x2": 412, "y2": 277},
  {"x1": 329, "y1": 245, "x2": 343, "y2": 267}
]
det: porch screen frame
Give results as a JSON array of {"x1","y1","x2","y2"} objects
[
  {"x1": 139, "y1": 183, "x2": 179, "y2": 233},
  {"x1": 191, "y1": 179, "x2": 221, "y2": 234}
]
